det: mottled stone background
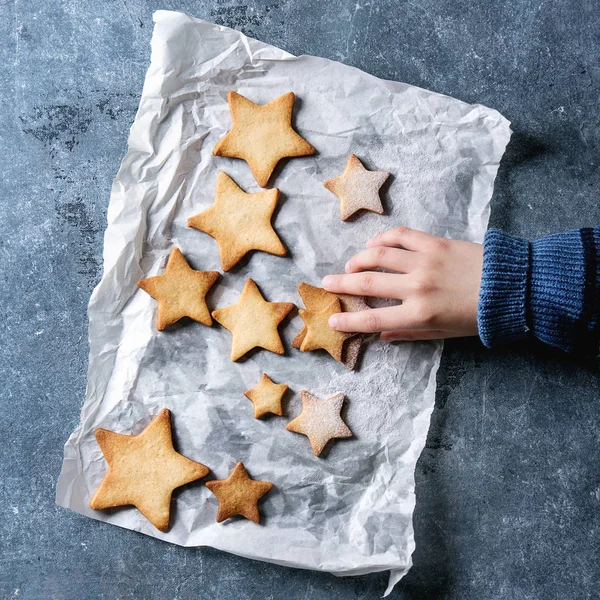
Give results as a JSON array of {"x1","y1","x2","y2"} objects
[{"x1": 1, "y1": 1, "x2": 599, "y2": 599}]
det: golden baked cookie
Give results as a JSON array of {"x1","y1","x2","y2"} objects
[
  {"x1": 212, "y1": 278, "x2": 294, "y2": 361},
  {"x1": 243, "y1": 373, "x2": 288, "y2": 419},
  {"x1": 213, "y1": 91, "x2": 316, "y2": 187},
  {"x1": 188, "y1": 172, "x2": 287, "y2": 272},
  {"x1": 206, "y1": 462, "x2": 274, "y2": 524},
  {"x1": 298, "y1": 298, "x2": 355, "y2": 362},
  {"x1": 292, "y1": 282, "x2": 368, "y2": 370},
  {"x1": 90, "y1": 409, "x2": 210, "y2": 532},
  {"x1": 137, "y1": 247, "x2": 219, "y2": 330}
]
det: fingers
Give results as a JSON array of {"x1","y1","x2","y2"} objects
[
  {"x1": 322, "y1": 272, "x2": 406, "y2": 299},
  {"x1": 345, "y1": 246, "x2": 418, "y2": 274},
  {"x1": 328, "y1": 306, "x2": 410, "y2": 333},
  {"x1": 380, "y1": 329, "x2": 462, "y2": 342},
  {"x1": 366, "y1": 226, "x2": 444, "y2": 252}
]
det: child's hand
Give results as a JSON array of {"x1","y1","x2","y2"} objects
[{"x1": 321, "y1": 227, "x2": 484, "y2": 342}]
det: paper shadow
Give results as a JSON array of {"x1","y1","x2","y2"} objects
[{"x1": 390, "y1": 338, "x2": 477, "y2": 598}]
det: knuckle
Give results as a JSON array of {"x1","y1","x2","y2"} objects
[
  {"x1": 374, "y1": 245, "x2": 387, "y2": 262},
  {"x1": 365, "y1": 312, "x2": 381, "y2": 332},
  {"x1": 395, "y1": 226, "x2": 410, "y2": 238},
  {"x1": 410, "y1": 274, "x2": 435, "y2": 295},
  {"x1": 358, "y1": 273, "x2": 375, "y2": 293},
  {"x1": 424, "y1": 256, "x2": 443, "y2": 272},
  {"x1": 414, "y1": 305, "x2": 436, "y2": 326},
  {"x1": 432, "y1": 237, "x2": 449, "y2": 253}
]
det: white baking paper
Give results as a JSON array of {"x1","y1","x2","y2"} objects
[{"x1": 56, "y1": 10, "x2": 511, "y2": 595}]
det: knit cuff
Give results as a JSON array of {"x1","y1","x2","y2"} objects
[
  {"x1": 477, "y1": 228, "x2": 530, "y2": 348},
  {"x1": 529, "y1": 229, "x2": 599, "y2": 353}
]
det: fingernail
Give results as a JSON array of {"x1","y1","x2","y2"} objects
[
  {"x1": 344, "y1": 261, "x2": 351, "y2": 273},
  {"x1": 321, "y1": 275, "x2": 333, "y2": 288},
  {"x1": 365, "y1": 238, "x2": 374, "y2": 247},
  {"x1": 328, "y1": 314, "x2": 339, "y2": 328}
]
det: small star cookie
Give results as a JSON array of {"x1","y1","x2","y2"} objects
[
  {"x1": 286, "y1": 391, "x2": 353, "y2": 457},
  {"x1": 244, "y1": 373, "x2": 288, "y2": 419},
  {"x1": 212, "y1": 278, "x2": 294, "y2": 361},
  {"x1": 298, "y1": 298, "x2": 355, "y2": 362},
  {"x1": 188, "y1": 172, "x2": 287, "y2": 272},
  {"x1": 213, "y1": 91, "x2": 316, "y2": 187},
  {"x1": 206, "y1": 462, "x2": 274, "y2": 523},
  {"x1": 137, "y1": 248, "x2": 220, "y2": 330},
  {"x1": 292, "y1": 282, "x2": 369, "y2": 370},
  {"x1": 324, "y1": 154, "x2": 389, "y2": 221},
  {"x1": 90, "y1": 408, "x2": 210, "y2": 532}
]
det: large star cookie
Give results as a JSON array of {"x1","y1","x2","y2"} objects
[
  {"x1": 206, "y1": 462, "x2": 274, "y2": 523},
  {"x1": 212, "y1": 278, "x2": 294, "y2": 361},
  {"x1": 324, "y1": 154, "x2": 389, "y2": 221},
  {"x1": 137, "y1": 247, "x2": 220, "y2": 330},
  {"x1": 286, "y1": 391, "x2": 353, "y2": 457},
  {"x1": 293, "y1": 282, "x2": 369, "y2": 369},
  {"x1": 90, "y1": 408, "x2": 210, "y2": 532},
  {"x1": 244, "y1": 373, "x2": 288, "y2": 419},
  {"x1": 213, "y1": 91, "x2": 316, "y2": 187},
  {"x1": 298, "y1": 298, "x2": 355, "y2": 362},
  {"x1": 188, "y1": 172, "x2": 287, "y2": 272}
]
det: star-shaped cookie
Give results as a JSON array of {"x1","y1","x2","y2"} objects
[
  {"x1": 244, "y1": 373, "x2": 288, "y2": 418},
  {"x1": 298, "y1": 298, "x2": 355, "y2": 362},
  {"x1": 89, "y1": 408, "x2": 210, "y2": 532},
  {"x1": 292, "y1": 282, "x2": 369, "y2": 369},
  {"x1": 187, "y1": 172, "x2": 287, "y2": 272},
  {"x1": 212, "y1": 278, "x2": 295, "y2": 361},
  {"x1": 324, "y1": 154, "x2": 390, "y2": 221},
  {"x1": 286, "y1": 391, "x2": 353, "y2": 457},
  {"x1": 206, "y1": 462, "x2": 274, "y2": 523},
  {"x1": 213, "y1": 91, "x2": 316, "y2": 187},
  {"x1": 137, "y1": 248, "x2": 220, "y2": 330}
]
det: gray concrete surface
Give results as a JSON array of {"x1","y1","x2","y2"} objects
[{"x1": 1, "y1": 1, "x2": 599, "y2": 599}]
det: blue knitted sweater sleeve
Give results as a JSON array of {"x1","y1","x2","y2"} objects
[{"x1": 477, "y1": 228, "x2": 600, "y2": 354}]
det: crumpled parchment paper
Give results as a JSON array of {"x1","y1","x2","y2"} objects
[{"x1": 56, "y1": 10, "x2": 511, "y2": 595}]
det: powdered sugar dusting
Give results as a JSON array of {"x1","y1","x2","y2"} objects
[
  {"x1": 286, "y1": 391, "x2": 352, "y2": 455},
  {"x1": 325, "y1": 154, "x2": 389, "y2": 220}
]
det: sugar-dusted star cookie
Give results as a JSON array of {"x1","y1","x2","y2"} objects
[
  {"x1": 298, "y1": 297, "x2": 355, "y2": 362},
  {"x1": 213, "y1": 91, "x2": 316, "y2": 187},
  {"x1": 90, "y1": 408, "x2": 210, "y2": 532},
  {"x1": 324, "y1": 154, "x2": 390, "y2": 221},
  {"x1": 206, "y1": 462, "x2": 274, "y2": 523},
  {"x1": 137, "y1": 248, "x2": 220, "y2": 330},
  {"x1": 244, "y1": 373, "x2": 288, "y2": 419},
  {"x1": 187, "y1": 172, "x2": 287, "y2": 272},
  {"x1": 286, "y1": 391, "x2": 353, "y2": 457},
  {"x1": 212, "y1": 278, "x2": 294, "y2": 362},
  {"x1": 292, "y1": 282, "x2": 369, "y2": 370}
]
